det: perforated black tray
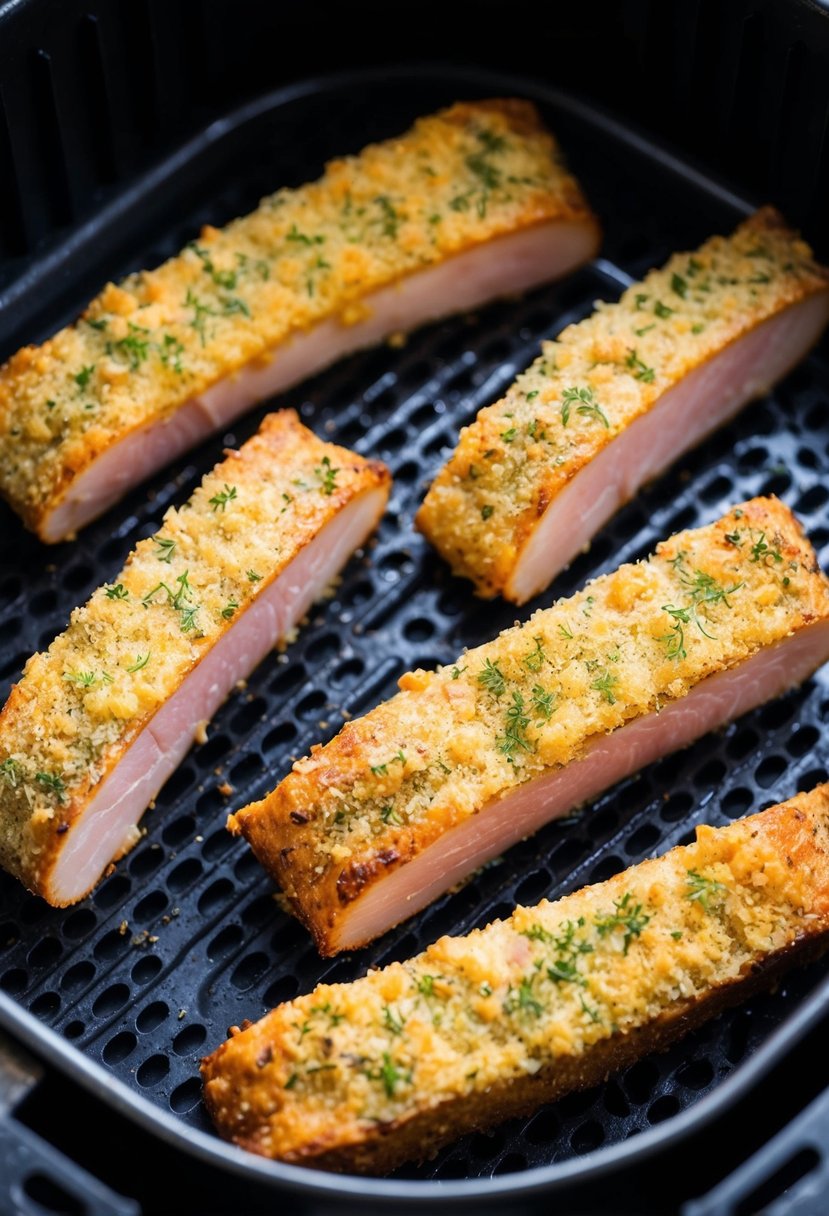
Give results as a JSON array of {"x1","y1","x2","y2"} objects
[{"x1": 1, "y1": 64, "x2": 829, "y2": 1209}]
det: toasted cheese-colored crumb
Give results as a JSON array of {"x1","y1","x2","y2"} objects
[
  {"x1": 0, "y1": 99, "x2": 594, "y2": 535},
  {"x1": 203, "y1": 785, "x2": 829, "y2": 1169},
  {"x1": 417, "y1": 208, "x2": 829, "y2": 597},
  {"x1": 231, "y1": 497, "x2": 829, "y2": 951},
  {"x1": 0, "y1": 411, "x2": 389, "y2": 896}
]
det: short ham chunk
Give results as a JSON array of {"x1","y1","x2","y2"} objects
[
  {"x1": 417, "y1": 207, "x2": 829, "y2": 603},
  {"x1": 0, "y1": 412, "x2": 390, "y2": 905},
  {"x1": 231, "y1": 497, "x2": 829, "y2": 954}
]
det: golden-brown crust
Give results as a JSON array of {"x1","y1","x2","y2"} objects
[
  {"x1": 231, "y1": 497, "x2": 829, "y2": 953},
  {"x1": 0, "y1": 411, "x2": 390, "y2": 902},
  {"x1": 416, "y1": 207, "x2": 829, "y2": 598},
  {"x1": 203, "y1": 787, "x2": 829, "y2": 1172},
  {"x1": 0, "y1": 99, "x2": 596, "y2": 539}
]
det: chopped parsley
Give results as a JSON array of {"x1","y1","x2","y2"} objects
[
  {"x1": 0, "y1": 758, "x2": 21, "y2": 787},
  {"x1": 74, "y1": 364, "x2": 96, "y2": 390},
  {"x1": 221, "y1": 599, "x2": 239, "y2": 620},
  {"x1": 209, "y1": 484, "x2": 237, "y2": 512},
  {"x1": 497, "y1": 691, "x2": 534, "y2": 762},
  {"x1": 382, "y1": 1005, "x2": 405, "y2": 1035},
  {"x1": 247, "y1": 570, "x2": 262, "y2": 583},
  {"x1": 35, "y1": 771, "x2": 66, "y2": 801},
  {"x1": 685, "y1": 869, "x2": 727, "y2": 911},
  {"x1": 374, "y1": 195, "x2": 399, "y2": 239},
  {"x1": 478, "y1": 658, "x2": 506, "y2": 699},
  {"x1": 523, "y1": 636, "x2": 547, "y2": 672},
  {"x1": 107, "y1": 323, "x2": 150, "y2": 370},
  {"x1": 127, "y1": 653, "x2": 151, "y2": 673},
  {"x1": 531, "y1": 685, "x2": 556, "y2": 721},
  {"x1": 366, "y1": 1052, "x2": 412, "y2": 1098},
  {"x1": 504, "y1": 975, "x2": 544, "y2": 1017},
  {"x1": 625, "y1": 349, "x2": 656, "y2": 383},
  {"x1": 105, "y1": 583, "x2": 129, "y2": 600},
  {"x1": 750, "y1": 531, "x2": 783, "y2": 565},
  {"x1": 315, "y1": 456, "x2": 338, "y2": 496},
  {"x1": 590, "y1": 670, "x2": 618, "y2": 705},
  {"x1": 670, "y1": 271, "x2": 688, "y2": 298},
  {"x1": 153, "y1": 536, "x2": 176, "y2": 563},
  {"x1": 594, "y1": 892, "x2": 651, "y2": 954},
  {"x1": 561, "y1": 385, "x2": 608, "y2": 428},
  {"x1": 371, "y1": 750, "x2": 406, "y2": 777},
  {"x1": 481, "y1": 504, "x2": 494, "y2": 521}
]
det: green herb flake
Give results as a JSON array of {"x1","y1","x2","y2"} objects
[
  {"x1": 107, "y1": 322, "x2": 151, "y2": 371},
  {"x1": 750, "y1": 531, "x2": 783, "y2": 565},
  {"x1": 315, "y1": 456, "x2": 339, "y2": 496},
  {"x1": 481, "y1": 504, "x2": 494, "y2": 521},
  {"x1": 497, "y1": 691, "x2": 534, "y2": 762},
  {"x1": 209, "y1": 484, "x2": 238, "y2": 512},
  {"x1": 416, "y1": 975, "x2": 435, "y2": 998},
  {"x1": 561, "y1": 385, "x2": 608, "y2": 428},
  {"x1": 382, "y1": 1005, "x2": 405, "y2": 1035},
  {"x1": 154, "y1": 536, "x2": 176, "y2": 563},
  {"x1": 590, "y1": 670, "x2": 618, "y2": 705},
  {"x1": 247, "y1": 570, "x2": 263, "y2": 583},
  {"x1": 127, "y1": 653, "x2": 150, "y2": 673},
  {"x1": 625, "y1": 349, "x2": 656, "y2": 383},
  {"x1": 478, "y1": 658, "x2": 506, "y2": 699},
  {"x1": 35, "y1": 771, "x2": 66, "y2": 801},
  {"x1": 685, "y1": 869, "x2": 728, "y2": 911},
  {"x1": 105, "y1": 583, "x2": 129, "y2": 601},
  {"x1": 504, "y1": 975, "x2": 544, "y2": 1018},
  {"x1": 594, "y1": 892, "x2": 651, "y2": 954},
  {"x1": 367, "y1": 1052, "x2": 412, "y2": 1099},
  {"x1": 74, "y1": 364, "x2": 96, "y2": 391},
  {"x1": 221, "y1": 599, "x2": 239, "y2": 620},
  {"x1": 670, "y1": 272, "x2": 688, "y2": 298},
  {"x1": 523, "y1": 636, "x2": 547, "y2": 673},
  {"x1": 0, "y1": 758, "x2": 21, "y2": 787}
]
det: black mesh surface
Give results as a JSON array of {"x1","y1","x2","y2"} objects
[{"x1": 1, "y1": 70, "x2": 828, "y2": 1183}]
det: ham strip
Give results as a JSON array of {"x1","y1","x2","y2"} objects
[
  {"x1": 204, "y1": 786, "x2": 829, "y2": 1173},
  {"x1": 0, "y1": 99, "x2": 598, "y2": 542},
  {"x1": 0, "y1": 412, "x2": 390, "y2": 905},
  {"x1": 417, "y1": 207, "x2": 829, "y2": 603},
  {"x1": 231, "y1": 497, "x2": 829, "y2": 954}
]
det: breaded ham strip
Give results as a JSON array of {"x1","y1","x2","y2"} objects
[
  {"x1": 205, "y1": 785, "x2": 829, "y2": 1173},
  {"x1": 0, "y1": 411, "x2": 390, "y2": 905},
  {"x1": 0, "y1": 99, "x2": 598, "y2": 542},
  {"x1": 417, "y1": 208, "x2": 829, "y2": 602},
  {"x1": 231, "y1": 497, "x2": 829, "y2": 954}
]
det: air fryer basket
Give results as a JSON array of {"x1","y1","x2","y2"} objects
[{"x1": 1, "y1": 61, "x2": 829, "y2": 1211}]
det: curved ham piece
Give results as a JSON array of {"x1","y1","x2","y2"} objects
[
  {"x1": 205, "y1": 786, "x2": 829, "y2": 1173},
  {"x1": 0, "y1": 412, "x2": 390, "y2": 905},
  {"x1": 0, "y1": 99, "x2": 599, "y2": 542},
  {"x1": 417, "y1": 208, "x2": 829, "y2": 603},
  {"x1": 231, "y1": 497, "x2": 829, "y2": 955}
]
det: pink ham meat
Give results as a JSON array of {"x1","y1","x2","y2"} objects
[
  {"x1": 0, "y1": 99, "x2": 600, "y2": 543},
  {"x1": 0, "y1": 412, "x2": 390, "y2": 905},
  {"x1": 46, "y1": 221, "x2": 597, "y2": 543},
  {"x1": 417, "y1": 208, "x2": 829, "y2": 604},
  {"x1": 231, "y1": 497, "x2": 829, "y2": 954}
]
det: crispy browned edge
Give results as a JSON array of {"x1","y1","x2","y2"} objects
[
  {"x1": 230, "y1": 496, "x2": 829, "y2": 956},
  {"x1": 1, "y1": 410, "x2": 390, "y2": 903},
  {"x1": 4, "y1": 97, "x2": 599, "y2": 542},
  {"x1": 202, "y1": 793, "x2": 829, "y2": 1172},
  {"x1": 413, "y1": 206, "x2": 829, "y2": 600}
]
